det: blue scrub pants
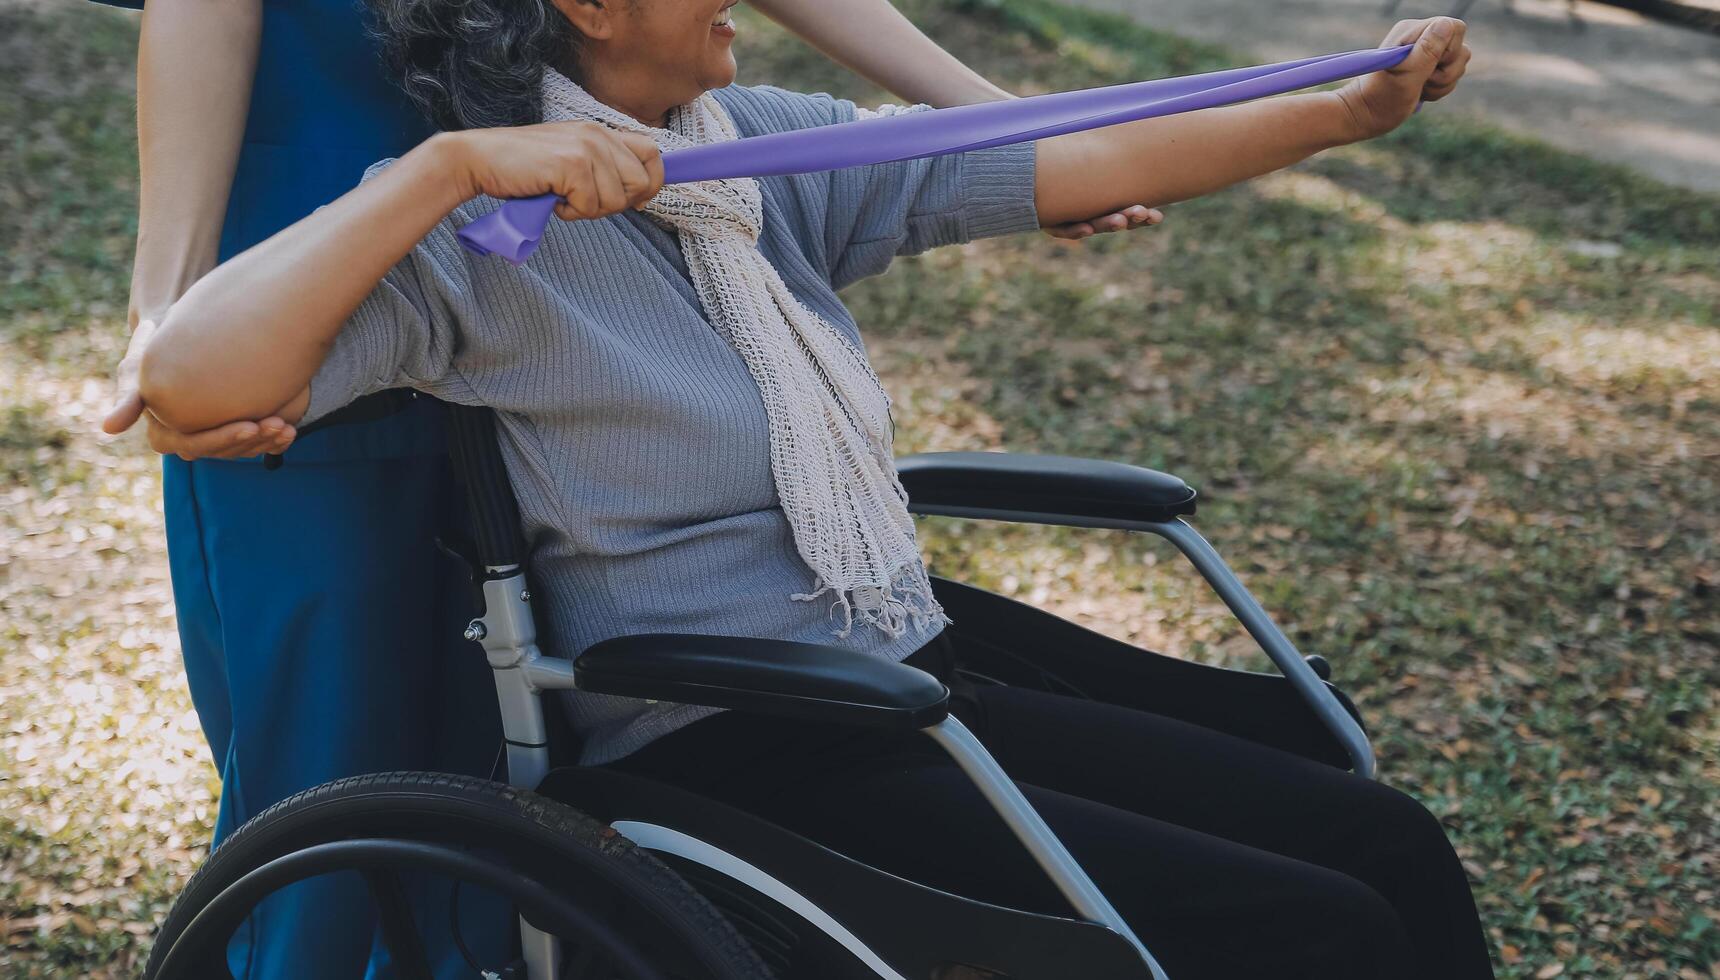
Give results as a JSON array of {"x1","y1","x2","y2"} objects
[{"x1": 160, "y1": 401, "x2": 513, "y2": 978}]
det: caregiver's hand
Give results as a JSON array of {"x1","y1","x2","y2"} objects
[
  {"x1": 1045, "y1": 205, "x2": 1165, "y2": 242},
  {"x1": 103, "y1": 317, "x2": 297, "y2": 459},
  {"x1": 1337, "y1": 17, "x2": 1471, "y2": 142},
  {"x1": 444, "y1": 122, "x2": 666, "y2": 221}
]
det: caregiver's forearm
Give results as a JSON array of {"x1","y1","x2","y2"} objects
[
  {"x1": 139, "y1": 137, "x2": 467, "y2": 432},
  {"x1": 129, "y1": 0, "x2": 260, "y2": 327},
  {"x1": 1034, "y1": 91, "x2": 1356, "y2": 225},
  {"x1": 750, "y1": 0, "x2": 1011, "y2": 107}
]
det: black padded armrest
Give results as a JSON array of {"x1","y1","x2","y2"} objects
[
  {"x1": 897, "y1": 451, "x2": 1196, "y2": 524},
  {"x1": 575, "y1": 634, "x2": 950, "y2": 731}
]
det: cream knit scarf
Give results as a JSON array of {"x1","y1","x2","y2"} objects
[{"x1": 542, "y1": 71, "x2": 946, "y2": 641}]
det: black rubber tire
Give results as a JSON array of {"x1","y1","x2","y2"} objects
[{"x1": 142, "y1": 771, "x2": 773, "y2": 980}]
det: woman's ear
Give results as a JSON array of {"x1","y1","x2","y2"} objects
[{"x1": 548, "y1": 0, "x2": 614, "y2": 40}]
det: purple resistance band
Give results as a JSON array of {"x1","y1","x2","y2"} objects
[{"x1": 458, "y1": 45, "x2": 1412, "y2": 264}]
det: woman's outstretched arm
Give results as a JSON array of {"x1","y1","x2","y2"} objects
[
  {"x1": 1035, "y1": 18, "x2": 1471, "y2": 226},
  {"x1": 137, "y1": 124, "x2": 664, "y2": 433}
]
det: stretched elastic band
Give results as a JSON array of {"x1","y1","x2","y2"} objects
[{"x1": 458, "y1": 45, "x2": 1412, "y2": 264}]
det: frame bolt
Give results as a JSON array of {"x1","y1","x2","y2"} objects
[
  {"x1": 463, "y1": 621, "x2": 487, "y2": 643},
  {"x1": 520, "y1": 589, "x2": 532, "y2": 603}
]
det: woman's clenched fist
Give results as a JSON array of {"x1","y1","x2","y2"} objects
[
  {"x1": 438, "y1": 121, "x2": 666, "y2": 221},
  {"x1": 1337, "y1": 17, "x2": 1472, "y2": 142}
]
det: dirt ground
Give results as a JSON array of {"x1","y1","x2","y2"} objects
[{"x1": 1067, "y1": 0, "x2": 1720, "y2": 192}]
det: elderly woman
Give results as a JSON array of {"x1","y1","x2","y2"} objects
[{"x1": 137, "y1": 0, "x2": 1485, "y2": 976}]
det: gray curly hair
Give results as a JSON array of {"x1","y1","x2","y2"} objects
[{"x1": 366, "y1": 0, "x2": 588, "y2": 131}]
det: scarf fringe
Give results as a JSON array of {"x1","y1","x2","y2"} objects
[
  {"x1": 793, "y1": 561, "x2": 950, "y2": 640},
  {"x1": 543, "y1": 70, "x2": 947, "y2": 643}
]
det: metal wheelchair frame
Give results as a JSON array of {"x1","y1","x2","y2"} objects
[{"x1": 443, "y1": 405, "x2": 1373, "y2": 980}]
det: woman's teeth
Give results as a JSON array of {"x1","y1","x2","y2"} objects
[{"x1": 712, "y1": 8, "x2": 733, "y2": 26}]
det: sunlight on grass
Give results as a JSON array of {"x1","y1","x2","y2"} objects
[
  {"x1": 1253, "y1": 169, "x2": 1394, "y2": 222},
  {"x1": 1524, "y1": 315, "x2": 1717, "y2": 396}
]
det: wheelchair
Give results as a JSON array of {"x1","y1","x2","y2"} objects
[{"x1": 142, "y1": 399, "x2": 1375, "y2": 980}]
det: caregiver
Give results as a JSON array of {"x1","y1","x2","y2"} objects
[
  {"x1": 91, "y1": 0, "x2": 1152, "y2": 975},
  {"x1": 134, "y1": 0, "x2": 1482, "y2": 975}
]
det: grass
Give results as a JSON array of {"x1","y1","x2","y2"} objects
[{"x1": 1, "y1": 0, "x2": 1716, "y2": 977}]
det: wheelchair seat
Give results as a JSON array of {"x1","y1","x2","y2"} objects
[{"x1": 536, "y1": 765, "x2": 1151, "y2": 979}]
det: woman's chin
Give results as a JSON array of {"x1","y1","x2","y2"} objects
[{"x1": 700, "y1": 54, "x2": 738, "y2": 93}]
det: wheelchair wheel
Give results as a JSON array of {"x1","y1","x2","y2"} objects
[{"x1": 142, "y1": 771, "x2": 773, "y2": 980}]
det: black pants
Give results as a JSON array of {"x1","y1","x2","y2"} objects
[{"x1": 609, "y1": 634, "x2": 1494, "y2": 980}]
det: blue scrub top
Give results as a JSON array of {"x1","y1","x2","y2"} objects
[
  {"x1": 96, "y1": 0, "x2": 444, "y2": 459},
  {"x1": 215, "y1": 0, "x2": 434, "y2": 258}
]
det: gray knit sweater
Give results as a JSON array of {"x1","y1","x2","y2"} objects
[{"x1": 304, "y1": 84, "x2": 1040, "y2": 765}]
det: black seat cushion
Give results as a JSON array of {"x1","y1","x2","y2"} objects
[
  {"x1": 575, "y1": 633, "x2": 950, "y2": 730},
  {"x1": 536, "y1": 766, "x2": 1156, "y2": 979},
  {"x1": 897, "y1": 451, "x2": 1196, "y2": 524}
]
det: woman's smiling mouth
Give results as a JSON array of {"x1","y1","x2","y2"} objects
[{"x1": 712, "y1": 1, "x2": 738, "y2": 37}]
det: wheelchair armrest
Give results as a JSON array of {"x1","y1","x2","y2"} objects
[
  {"x1": 574, "y1": 633, "x2": 950, "y2": 731},
  {"x1": 897, "y1": 451, "x2": 1197, "y2": 525}
]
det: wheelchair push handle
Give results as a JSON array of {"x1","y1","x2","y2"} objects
[
  {"x1": 446, "y1": 404, "x2": 528, "y2": 571},
  {"x1": 260, "y1": 389, "x2": 419, "y2": 470},
  {"x1": 260, "y1": 397, "x2": 526, "y2": 571}
]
